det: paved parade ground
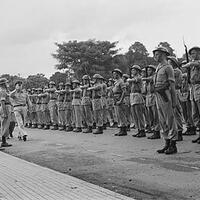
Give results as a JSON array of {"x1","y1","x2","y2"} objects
[{"x1": 2, "y1": 127, "x2": 200, "y2": 200}]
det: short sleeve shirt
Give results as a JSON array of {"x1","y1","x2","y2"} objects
[{"x1": 154, "y1": 63, "x2": 175, "y2": 89}]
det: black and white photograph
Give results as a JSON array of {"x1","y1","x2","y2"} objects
[{"x1": 0, "y1": 0, "x2": 200, "y2": 199}]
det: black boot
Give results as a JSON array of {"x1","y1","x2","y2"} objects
[
  {"x1": 66, "y1": 126, "x2": 73, "y2": 132},
  {"x1": 83, "y1": 126, "x2": 93, "y2": 133},
  {"x1": 177, "y1": 131, "x2": 183, "y2": 141},
  {"x1": 51, "y1": 125, "x2": 58, "y2": 130},
  {"x1": 93, "y1": 127, "x2": 103, "y2": 134},
  {"x1": 147, "y1": 131, "x2": 161, "y2": 139},
  {"x1": 192, "y1": 136, "x2": 200, "y2": 143},
  {"x1": 23, "y1": 135, "x2": 27, "y2": 142},
  {"x1": 126, "y1": 125, "x2": 130, "y2": 132},
  {"x1": 157, "y1": 139, "x2": 170, "y2": 154},
  {"x1": 132, "y1": 130, "x2": 140, "y2": 137},
  {"x1": 136, "y1": 130, "x2": 146, "y2": 138},
  {"x1": 115, "y1": 127, "x2": 127, "y2": 136},
  {"x1": 59, "y1": 125, "x2": 65, "y2": 131},
  {"x1": 103, "y1": 124, "x2": 107, "y2": 130},
  {"x1": 183, "y1": 126, "x2": 196, "y2": 136},
  {"x1": 73, "y1": 127, "x2": 82, "y2": 132},
  {"x1": 1, "y1": 136, "x2": 12, "y2": 147},
  {"x1": 165, "y1": 140, "x2": 177, "y2": 154}
]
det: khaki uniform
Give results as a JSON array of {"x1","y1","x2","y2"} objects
[
  {"x1": 81, "y1": 85, "x2": 93, "y2": 127},
  {"x1": 64, "y1": 91, "x2": 73, "y2": 128},
  {"x1": 40, "y1": 92, "x2": 51, "y2": 126},
  {"x1": 10, "y1": 90, "x2": 32, "y2": 137},
  {"x1": 36, "y1": 94, "x2": 43, "y2": 126},
  {"x1": 71, "y1": 88, "x2": 82, "y2": 128},
  {"x1": 124, "y1": 82, "x2": 131, "y2": 126},
  {"x1": 91, "y1": 84, "x2": 103, "y2": 127},
  {"x1": 101, "y1": 83, "x2": 108, "y2": 125},
  {"x1": 146, "y1": 77, "x2": 160, "y2": 131},
  {"x1": 129, "y1": 75, "x2": 145, "y2": 131},
  {"x1": 57, "y1": 90, "x2": 66, "y2": 127},
  {"x1": 29, "y1": 93, "x2": 37, "y2": 126},
  {"x1": 0, "y1": 88, "x2": 12, "y2": 138},
  {"x1": 112, "y1": 78, "x2": 128, "y2": 127},
  {"x1": 154, "y1": 63, "x2": 178, "y2": 140},
  {"x1": 47, "y1": 88, "x2": 58, "y2": 126},
  {"x1": 107, "y1": 86, "x2": 116, "y2": 125},
  {"x1": 174, "y1": 68, "x2": 183, "y2": 132}
]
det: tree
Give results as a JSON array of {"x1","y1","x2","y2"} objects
[
  {"x1": 125, "y1": 42, "x2": 149, "y2": 69},
  {"x1": 52, "y1": 39, "x2": 119, "y2": 79},
  {"x1": 25, "y1": 74, "x2": 49, "y2": 89},
  {"x1": 158, "y1": 42, "x2": 176, "y2": 56},
  {"x1": 50, "y1": 72, "x2": 68, "y2": 86}
]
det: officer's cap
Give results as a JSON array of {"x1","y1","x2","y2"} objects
[
  {"x1": 153, "y1": 46, "x2": 170, "y2": 56},
  {"x1": 188, "y1": 46, "x2": 200, "y2": 55},
  {"x1": 0, "y1": 78, "x2": 8, "y2": 86},
  {"x1": 112, "y1": 68, "x2": 122, "y2": 76},
  {"x1": 167, "y1": 56, "x2": 180, "y2": 68},
  {"x1": 131, "y1": 65, "x2": 142, "y2": 71}
]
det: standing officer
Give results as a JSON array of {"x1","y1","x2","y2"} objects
[
  {"x1": 168, "y1": 56, "x2": 184, "y2": 141},
  {"x1": 153, "y1": 46, "x2": 178, "y2": 154},
  {"x1": 10, "y1": 80, "x2": 32, "y2": 141},
  {"x1": 0, "y1": 78, "x2": 12, "y2": 148},
  {"x1": 40, "y1": 86, "x2": 51, "y2": 130},
  {"x1": 56, "y1": 82, "x2": 66, "y2": 131},
  {"x1": 81, "y1": 75, "x2": 93, "y2": 133},
  {"x1": 88, "y1": 74, "x2": 104, "y2": 134},
  {"x1": 46, "y1": 81, "x2": 58, "y2": 130},
  {"x1": 112, "y1": 69, "x2": 128, "y2": 136},
  {"x1": 29, "y1": 88, "x2": 37, "y2": 128},
  {"x1": 182, "y1": 46, "x2": 200, "y2": 143},
  {"x1": 143, "y1": 65, "x2": 161, "y2": 139},
  {"x1": 128, "y1": 65, "x2": 146, "y2": 138},
  {"x1": 71, "y1": 80, "x2": 82, "y2": 132},
  {"x1": 36, "y1": 88, "x2": 44, "y2": 129},
  {"x1": 64, "y1": 82, "x2": 73, "y2": 132}
]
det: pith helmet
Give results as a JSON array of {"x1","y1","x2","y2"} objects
[
  {"x1": 49, "y1": 81, "x2": 55, "y2": 85},
  {"x1": 0, "y1": 78, "x2": 8, "y2": 86},
  {"x1": 147, "y1": 65, "x2": 156, "y2": 71},
  {"x1": 188, "y1": 46, "x2": 200, "y2": 55},
  {"x1": 153, "y1": 46, "x2": 170, "y2": 56},
  {"x1": 131, "y1": 65, "x2": 142, "y2": 71},
  {"x1": 112, "y1": 68, "x2": 122, "y2": 76},
  {"x1": 167, "y1": 56, "x2": 180, "y2": 68},
  {"x1": 82, "y1": 75, "x2": 90, "y2": 80},
  {"x1": 93, "y1": 74, "x2": 103, "y2": 79},
  {"x1": 72, "y1": 79, "x2": 80, "y2": 84}
]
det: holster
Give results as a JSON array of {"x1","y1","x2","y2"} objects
[{"x1": 155, "y1": 88, "x2": 169, "y2": 102}]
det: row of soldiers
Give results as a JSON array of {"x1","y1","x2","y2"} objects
[{"x1": 1, "y1": 45, "x2": 200, "y2": 155}]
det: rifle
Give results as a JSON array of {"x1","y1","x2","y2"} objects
[{"x1": 183, "y1": 37, "x2": 190, "y2": 84}]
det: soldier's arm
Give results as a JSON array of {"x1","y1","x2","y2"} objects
[
  {"x1": 166, "y1": 66, "x2": 177, "y2": 108},
  {"x1": 10, "y1": 90, "x2": 16, "y2": 99},
  {"x1": 87, "y1": 85, "x2": 101, "y2": 91},
  {"x1": 142, "y1": 76, "x2": 153, "y2": 82}
]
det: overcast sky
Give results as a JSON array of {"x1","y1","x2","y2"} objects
[{"x1": 0, "y1": 0, "x2": 200, "y2": 78}]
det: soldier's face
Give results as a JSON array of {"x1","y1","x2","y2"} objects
[
  {"x1": 190, "y1": 50, "x2": 199, "y2": 60},
  {"x1": 16, "y1": 83, "x2": 22, "y2": 90},
  {"x1": 154, "y1": 51, "x2": 161, "y2": 62},
  {"x1": 131, "y1": 69, "x2": 137, "y2": 76}
]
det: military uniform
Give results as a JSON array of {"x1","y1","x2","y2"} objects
[
  {"x1": 64, "y1": 82, "x2": 73, "y2": 132},
  {"x1": 128, "y1": 65, "x2": 146, "y2": 137},
  {"x1": 10, "y1": 80, "x2": 32, "y2": 141},
  {"x1": 47, "y1": 82, "x2": 58, "y2": 130},
  {"x1": 101, "y1": 80, "x2": 108, "y2": 129},
  {"x1": 36, "y1": 88, "x2": 44, "y2": 129},
  {"x1": 112, "y1": 69, "x2": 128, "y2": 136},
  {"x1": 29, "y1": 89, "x2": 38, "y2": 128},
  {"x1": 0, "y1": 78, "x2": 12, "y2": 147},
  {"x1": 153, "y1": 46, "x2": 178, "y2": 154},
  {"x1": 81, "y1": 75, "x2": 93, "y2": 133},
  {"x1": 71, "y1": 80, "x2": 82, "y2": 132},
  {"x1": 56, "y1": 83, "x2": 66, "y2": 131},
  {"x1": 88, "y1": 74, "x2": 104, "y2": 134},
  {"x1": 40, "y1": 88, "x2": 51, "y2": 130}
]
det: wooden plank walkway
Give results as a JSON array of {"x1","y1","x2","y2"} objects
[{"x1": 0, "y1": 152, "x2": 135, "y2": 200}]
